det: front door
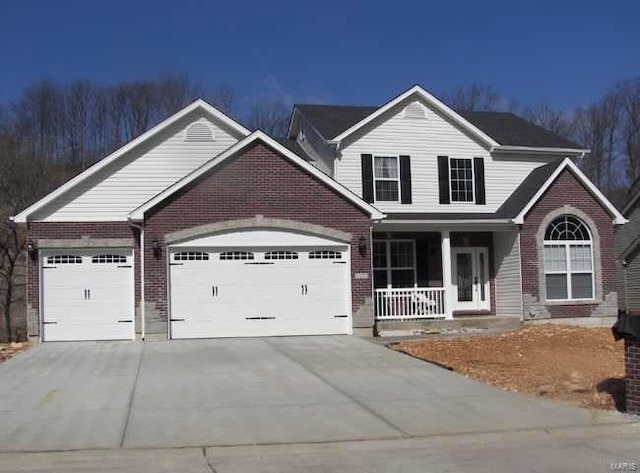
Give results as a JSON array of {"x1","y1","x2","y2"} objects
[{"x1": 451, "y1": 247, "x2": 490, "y2": 311}]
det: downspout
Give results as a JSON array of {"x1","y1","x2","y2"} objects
[
  {"x1": 623, "y1": 260, "x2": 629, "y2": 316},
  {"x1": 128, "y1": 218, "x2": 145, "y2": 340}
]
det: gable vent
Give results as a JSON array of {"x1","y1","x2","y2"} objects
[
  {"x1": 184, "y1": 122, "x2": 215, "y2": 142},
  {"x1": 404, "y1": 102, "x2": 427, "y2": 119}
]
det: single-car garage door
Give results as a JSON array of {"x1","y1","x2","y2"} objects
[
  {"x1": 169, "y1": 245, "x2": 351, "y2": 339},
  {"x1": 41, "y1": 250, "x2": 135, "y2": 341}
]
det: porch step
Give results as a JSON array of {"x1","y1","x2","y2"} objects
[{"x1": 376, "y1": 316, "x2": 521, "y2": 337}]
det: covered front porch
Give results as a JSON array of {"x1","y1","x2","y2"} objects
[{"x1": 372, "y1": 225, "x2": 518, "y2": 322}]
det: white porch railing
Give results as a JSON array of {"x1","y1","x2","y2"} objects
[{"x1": 374, "y1": 287, "x2": 448, "y2": 320}]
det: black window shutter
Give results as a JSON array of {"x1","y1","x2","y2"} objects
[
  {"x1": 437, "y1": 155, "x2": 450, "y2": 204},
  {"x1": 399, "y1": 155, "x2": 412, "y2": 204},
  {"x1": 361, "y1": 154, "x2": 374, "y2": 203},
  {"x1": 474, "y1": 157, "x2": 486, "y2": 205}
]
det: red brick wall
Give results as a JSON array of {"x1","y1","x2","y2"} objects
[
  {"x1": 520, "y1": 169, "x2": 617, "y2": 318},
  {"x1": 626, "y1": 337, "x2": 640, "y2": 415},
  {"x1": 144, "y1": 143, "x2": 373, "y2": 330},
  {"x1": 26, "y1": 223, "x2": 139, "y2": 316}
]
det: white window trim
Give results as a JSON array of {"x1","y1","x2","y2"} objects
[
  {"x1": 373, "y1": 239, "x2": 417, "y2": 288},
  {"x1": 449, "y1": 157, "x2": 475, "y2": 204},
  {"x1": 373, "y1": 156, "x2": 401, "y2": 203},
  {"x1": 543, "y1": 239, "x2": 595, "y2": 302}
]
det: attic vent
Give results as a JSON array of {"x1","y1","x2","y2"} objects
[
  {"x1": 404, "y1": 102, "x2": 426, "y2": 119},
  {"x1": 185, "y1": 122, "x2": 214, "y2": 142}
]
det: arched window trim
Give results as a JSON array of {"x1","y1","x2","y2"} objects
[{"x1": 543, "y1": 215, "x2": 594, "y2": 301}]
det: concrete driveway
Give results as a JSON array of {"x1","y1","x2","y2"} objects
[{"x1": 0, "y1": 336, "x2": 629, "y2": 452}]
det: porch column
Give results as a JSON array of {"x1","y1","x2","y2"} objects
[{"x1": 441, "y1": 230, "x2": 453, "y2": 320}]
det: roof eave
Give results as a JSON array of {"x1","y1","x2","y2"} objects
[{"x1": 492, "y1": 145, "x2": 590, "y2": 155}]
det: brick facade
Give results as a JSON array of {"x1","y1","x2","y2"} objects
[
  {"x1": 143, "y1": 142, "x2": 373, "y2": 335},
  {"x1": 626, "y1": 337, "x2": 640, "y2": 415},
  {"x1": 520, "y1": 169, "x2": 617, "y2": 319}
]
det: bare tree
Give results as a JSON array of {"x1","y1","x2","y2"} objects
[
  {"x1": 157, "y1": 74, "x2": 201, "y2": 116},
  {"x1": 63, "y1": 80, "x2": 95, "y2": 169},
  {"x1": 246, "y1": 97, "x2": 289, "y2": 136},
  {"x1": 206, "y1": 85, "x2": 236, "y2": 116},
  {"x1": 440, "y1": 83, "x2": 503, "y2": 111},
  {"x1": 0, "y1": 222, "x2": 25, "y2": 342},
  {"x1": 522, "y1": 102, "x2": 578, "y2": 139},
  {"x1": 615, "y1": 79, "x2": 640, "y2": 184},
  {"x1": 13, "y1": 79, "x2": 63, "y2": 161}
]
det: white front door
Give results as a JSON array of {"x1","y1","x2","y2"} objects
[
  {"x1": 41, "y1": 250, "x2": 135, "y2": 341},
  {"x1": 451, "y1": 247, "x2": 490, "y2": 311}
]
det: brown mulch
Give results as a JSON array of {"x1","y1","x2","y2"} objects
[
  {"x1": 0, "y1": 342, "x2": 30, "y2": 363},
  {"x1": 393, "y1": 324, "x2": 626, "y2": 411}
]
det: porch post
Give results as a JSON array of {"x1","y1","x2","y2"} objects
[{"x1": 441, "y1": 230, "x2": 453, "y2": 319}]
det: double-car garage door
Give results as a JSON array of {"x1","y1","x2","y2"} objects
[{"x1": 169, "y1": 247, "x2": 350, "y2": 338}]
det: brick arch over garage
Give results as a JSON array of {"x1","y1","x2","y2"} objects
[
  {"x1": 143, "y1": 142, "x2": 374, "y2": 335},
  {"x1": 165, "y1": 216, "x2": 352, "y2": 245}
]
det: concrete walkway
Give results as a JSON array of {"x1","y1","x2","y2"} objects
[{"x1": 0, "y1": 336, "x2": 632, "y2": 452}]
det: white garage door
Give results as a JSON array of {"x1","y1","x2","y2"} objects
[
  {"x1": 169, "y1": 247, "x2": 350, "y2": 338},
  {"x1": 41, "y1": 250, "x2": 135, "y2": 341}
]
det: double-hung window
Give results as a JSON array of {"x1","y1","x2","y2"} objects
[
  {"x1": 543, "y1": 215, "x2": 594, "y2": 300},
  {"x1": 373, "y1": 240, "x2": 416, "y2": 288},
  {"x1": 449, "y1": 157, "x2": 474, "y2": 203},
  {"x1": 373, "y1": 156, "x2": 400, "y2": 202}
]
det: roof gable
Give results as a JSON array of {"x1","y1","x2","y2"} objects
[
  {"x1": 328, "y1": 85, "x2": 499, "y2": 147},
  {"x1": 12, "y1": 99, "x2": 250, "y2": 223},
  {"x1": 512, "y1": 158, "x2": 626, "y2": 225},
  {"x1": 130, "y1": 131, "x2": 384, "y2": 221}
]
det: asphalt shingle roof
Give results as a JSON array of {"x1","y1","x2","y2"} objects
[
  {"x1": 294, "y1": 104, "x2": 582, "y2": 149},
  {"x1": 456, "y1": 111, "x2": 581, "y2": 149},
  {"x1": 294, "y1": 105, "x2": 378, "y2": 141},
  {"x1": 494, "y1": 159, "x2": 564, "y2": 218}
]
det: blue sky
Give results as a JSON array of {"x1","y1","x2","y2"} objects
[{"x1": 1, "y1": 0, "x2": 638, "y2": 113}]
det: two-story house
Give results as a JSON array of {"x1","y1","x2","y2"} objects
[{"x1": 12, "y1": 85, "x2": 626, "y2": 342}]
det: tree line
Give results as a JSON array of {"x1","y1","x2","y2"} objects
[{"x1": 0, "y1": 74, "x2": 639, "y2": 341}]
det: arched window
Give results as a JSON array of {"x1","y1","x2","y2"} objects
[{"x1": 543, "y1": 215, "x2": 594, "y2": 300}]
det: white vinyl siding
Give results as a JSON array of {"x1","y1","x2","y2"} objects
[
  {"x1": 334, "y1": 98, "x2": 558, "y2": 213},
  {"x1": 493, "y1": 230, "x2": 523, "y2": 318},
  {"x1": 34, "y1": 113, "x2": 244, "y2": 221}
]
